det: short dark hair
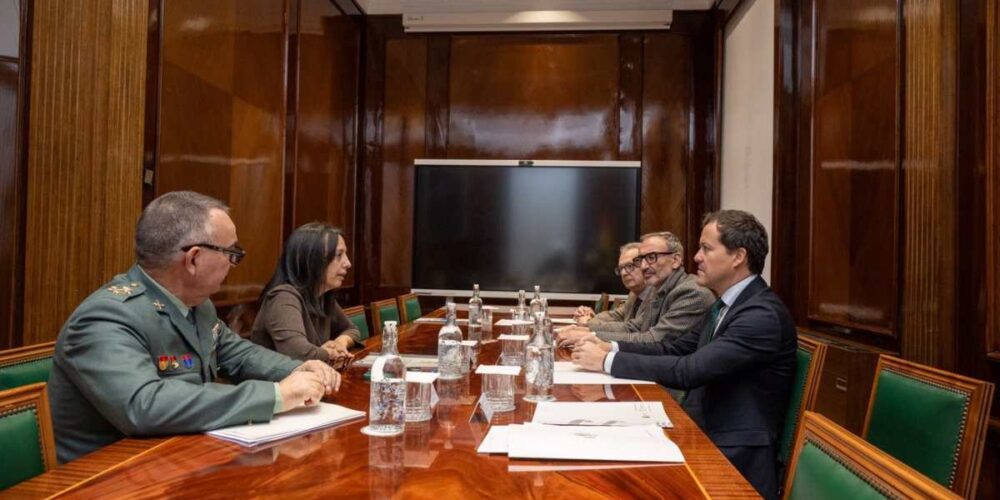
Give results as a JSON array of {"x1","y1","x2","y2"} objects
[
  {"x1": 260, "y1": 223, "x2": 344, "y2": 318},
  {"x1": 702, "y1": 210, "x2": 768, "y2": 274},
  {"x1": 135, "y1": 191, "x2": 229, "y2": 269}
]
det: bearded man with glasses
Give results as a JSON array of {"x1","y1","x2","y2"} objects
[
  {"x1": 556, "y1": 231, "x2": 713, "y2": 347},
  {"x1": 48, "y1": 191, "x2": 341, "y2": 463}
]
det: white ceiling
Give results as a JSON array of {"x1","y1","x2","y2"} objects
[{"x1": 356, "y1": 0, "x2": 716, "y2": 15}]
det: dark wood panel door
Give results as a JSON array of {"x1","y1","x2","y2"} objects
[
  {"x1": 806, "y1": 0, "x2": 899, "y2": 336},
  {"x1": 157, "y1": 0, "x2": 287, "y2": 305}
]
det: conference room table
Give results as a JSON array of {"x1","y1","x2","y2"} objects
[{"x1": 7, "y1": 307, "x2": 759, "y2": 499}]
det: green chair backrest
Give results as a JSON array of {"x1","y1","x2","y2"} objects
[
  {"x1": 866, "y1": 369, "x2": 968, "y2": 488},
  {"x1": 0, "y1": 358, "x2": 54, "y2": 391},
  {"x1": 786, "y1": 441, "x2": 887, "y2": 500},
  {"x1": 593, "y1": 297, "x2": 604, "y2": 313},
  {"x1": 779, "y1": 348, "x2": 814, "y2": 464},
  {"x1": 348, "y1": 312, "x2": 370, "y2": 341},
  {"x1": 0, "y1": 407, "x2": 47, "y2": 490},
  {"x1": 403, "y1": 298, "x2": 421, "y2": 323},
  {"x1": 378, "y1": 304, "x2": 400, "y2": 326}
]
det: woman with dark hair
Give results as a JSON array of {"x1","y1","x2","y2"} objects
[{"x1": 250, "y1": 223, "x2": 360, "y2": 363}]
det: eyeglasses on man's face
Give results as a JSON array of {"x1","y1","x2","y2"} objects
[
  {"x1": 632, "y1": 251, "x2": 676, "y2": 266},
  {"x1": 614, "y1": 262, "x2": 639, "y2": 276},
  {"x1": 181, "y1": 243, "x2": 246, "y2": 266}
]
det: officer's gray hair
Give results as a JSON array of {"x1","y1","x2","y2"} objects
[
  {"x1": 640, "y1": 231, "x2": 683, "y2": 256},
  {"x1": 618, "y1": 242, "x2": 641, "y2": 254},
  {"x1": 135, "y1": 191, "x2": 229, "y2": 270}
]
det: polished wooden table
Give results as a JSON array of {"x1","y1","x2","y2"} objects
[{"x1": 6, "y1": 310, "x2": 758, "y2": 499}]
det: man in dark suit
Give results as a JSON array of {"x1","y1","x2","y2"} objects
[{"x1": 571, "y1": 210, "x2": 796, "y2": 500}]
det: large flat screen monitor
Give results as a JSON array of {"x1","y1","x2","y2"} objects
[{"x1": 412, "y1": 159, "x2": 640, "y2": 297}]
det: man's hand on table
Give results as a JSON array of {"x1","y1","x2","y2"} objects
[{"x1": 570, "y1": 338, "x2": 613, "y2": 372}]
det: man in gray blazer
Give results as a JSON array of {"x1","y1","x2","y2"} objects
[
  {"x1": 573, "y1": 242, "x2": 650, "y2": 335},
  {"x1": 48, "y1": 191, "x2": 341, "y2": 463},
  {"x1": 557, "y1": 231, "x2": 714, "y2": 345}
]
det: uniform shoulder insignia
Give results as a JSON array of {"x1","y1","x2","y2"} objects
[{"x1": 104, "y1": 281, "x2": 146, "y2": 302}]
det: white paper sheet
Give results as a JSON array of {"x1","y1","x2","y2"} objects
[
  {"x1": 475, "y1": 364, "x2": 521, "y2": 376},
  {"x1": 477, "y1": 425, "x2": 510, "y2": 454},
  {"x1": 496, "y1": 319, "x2": 533, "y2": 327},
  {"x1": 531, "y1": 401, "x2": 672, "y2": 428},
  {"x1": 549, "y1": 318, "x2": 576, "y2": 325},
  {"x1": 414, "y1": 317, "x2": 468, "y2": 325},
  {"x1": 207, "y1": 403, "x2": 365, "y2": 447},
  {"x1": 497, "y1": 334, "x2": 530, "y2": 341},
  {"x1": 353, "y1": 354, "x2": 439, "y2": 369},
  {"x1": 551, "y1": 361, "x2": 655, "y2": 385},
  {"x1": 406, "y1": 371, "x2": 439, "y2": 383},
  {"x1": 507, "y1": 423, "x2": 683, "y2": 463}
]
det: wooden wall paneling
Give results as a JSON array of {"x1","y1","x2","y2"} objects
[
  {"x1": 0, "y1": 0, "x2": 30, "y2": 349},
  {"x1": 791, "y1": 0, "x2": 814, "y2": 326},
  {"x1": 425, "y1": 35, "x2": 449, "y2": 158},
  {"x1": 806, "y1": 0, "x2": 900, "y2": 337},
  {"x1": 987, "y1": 0, "x2": 1000, "y2": 359},
  {"x1": 378, "y1": 37, "x2": 426, "y2": 289},
  {"x1": 688, "y1": 13, "x2": 720, "y2": 262},
  {"x1": 446, "y1": 35, "x2": 619, "y2": 161},
  {"x1": 283, "y1": 0, "x2": 301, "y2": 243},
  {"x1": 291, "y1": 1, "x2": 361, "y2": 292},
  {"x1": 900, "y1": 0, "x2": 957, "y2": 368},
  {"x1": 23, "y1": 0, "x2": 146, "y2": 345},
  {"x1": 142, "y1": 0, "x2": 160, "y2": 208},
  {"x1": 156, "y1": 0, "x2": 287, "y2": 305},
  {"x1": 641, "y1": 33, "x2": 693, "y2": 254},
  {"x1": 770, "y1": 0, "x2": 799, "y2": 308},
  {"x1": 617, "y1": 34, "x2": 642, "y2": 161}
]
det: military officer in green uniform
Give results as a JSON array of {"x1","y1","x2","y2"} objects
[{"x1": 48, "y1": 191, "x2": 341, "y2": 463}]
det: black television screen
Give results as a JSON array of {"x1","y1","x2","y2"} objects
[{"x1": 412, "y1": 160, "x2": 640, "y2": 295}]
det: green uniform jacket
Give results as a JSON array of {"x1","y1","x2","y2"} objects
[{"x1": 48, "y1": 265, "x2": 301, "y2": 463}]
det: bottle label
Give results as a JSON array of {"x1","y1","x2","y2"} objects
[{"x1": 371, "y1": 356, "x2": 387, "y2": 382}]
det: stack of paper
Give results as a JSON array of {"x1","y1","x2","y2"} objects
[
  {"x1": 477, "y1": 423, "x2": 683, "y2": 463},
  {"x1": 553, "y1": 361, "x2": 655, "y2": 385},
  {"x1": 208, "y1": 403, "x2": 365, "y2": 447},
  {"x1": 353, "y1": 353, "x2": 439, "y2": 369},
  {"x1": 531, "y1": 401, "x2": 672, "y2": 428},
  {"x1": 414, "y1": 317, "x2": 469, "y2": 325}
]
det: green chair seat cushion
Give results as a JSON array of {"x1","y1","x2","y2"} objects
[
  {"x1": 866, "y1": 369, "x2": 967, "y2": 487},
  {"x1": 0, "y1": 358, "x2": 54, "y2": 391},
  {"x1": 593, "y1": 298, "x2": 604, "y2": 313},
  {"x1": 404, "y1": 298, "x2": 421, "y2": 322},
  {"x1": 0, "y1": 407, "x2": 46, "y2": 490},
  {"x1": 787, "y1": 442, "x2": 887, "y2": 500},
  {"x1": 378, "y1": 305, "x2": 400, "y2": 326},
  {"x1": 779, "y1": 348, "x2": 813, "y2": 463},
  {"x1": 349, "y1": 314, "x2": 370, "y2": 340}
]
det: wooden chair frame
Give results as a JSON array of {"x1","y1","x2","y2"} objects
[
  {"x1": 370, "y1": 298, "x2": 399, "y2": 338},
  {"x1": 0, "y1": 341, "x2": 56, "y2": 370},
  {"x1": 861, "y1": 355, "x2": 994, "y2": 498},
  {"x1": 594, "y1": 293, "x2": 609, "y2": 314},
  {"x1": 784, "y1": 411, "x2": 960, "y2": 500},
  {"x1": 397, "y1": 293, "x2": 421, "y2": 324},
  {"x1": 781, "y1": 335, "x2": 828, "y2": 463},
  {"x1": 0, "y1": 382, "x2": 57, "y2": 473}
]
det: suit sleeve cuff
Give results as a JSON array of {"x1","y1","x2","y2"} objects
[
  {"x1": 603, "y1": 351, "x2": 616, "y2": 373},
  {"x1": 273, "y1": 383, "x2": 283, "y2": 414},
  {"x1": 610, "y1": 341, "x2": 620, "y2": 352}
]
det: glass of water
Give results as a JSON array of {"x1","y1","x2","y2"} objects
[
  {"x1": 483, "y1": 373, "x2": 515, "y2": 412},
  {"x1": 501, "y1": 337, "x2": 526, "y2": 366},
  {"x1": 404, "y1": 380, "x2": 433, "y2": 422}
]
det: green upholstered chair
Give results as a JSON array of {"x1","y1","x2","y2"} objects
[
  {"x1": 778, "y1": 336, "x2": 828, "y2": 466},
  {"x1": 0, "y1": 383, "x2": 57, "y2": 490},
  {"x1": 862, "y1": 355, "x2": 994, "y2": 498},
  {"x1": 397, "y1": 293, "x2": 422, "y2": 324},
  {"x1": 370, "y1": 298, "x2": 400, "y2": 337},
  {"x1": 0, "y1": 342, "x2": 56, "y2": 391},
  {"x1": 783, "y1": 411, "x2": 959, "y2": 500},
  {"x1": 593, "y1": 293, "x2": 608, "y2": 314},
  {"x1": 343, "y1": 305, "x2": 370, "y2": 341}
]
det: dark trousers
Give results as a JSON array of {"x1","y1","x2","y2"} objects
[{"x1": 718, "y1": 444, "x2": 779, "y2": 500}]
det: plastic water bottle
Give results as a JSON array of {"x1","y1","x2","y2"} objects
[
  {"x1": 437, "y1": 302, "x2": 463, "y2": 380},
  {"x1": 361, "y1": 349, "x2": 406, "y2": 436},
  {"x1": 524, "y1": 311, "x2": 555, "y2": 403},
  {"x1": 514, "y1": 289, "x2": 528, "y2": 321}
]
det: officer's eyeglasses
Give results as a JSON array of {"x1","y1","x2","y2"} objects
[
  {"x1": 613, "y1": 263, "x2": 639, "y2": 276},
  {"x1": 181, "y1": 243, "x2": 246, "y2": 266},
  {"x1": 633, "y1": 251, "x2": 676, "y2": 266}
]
